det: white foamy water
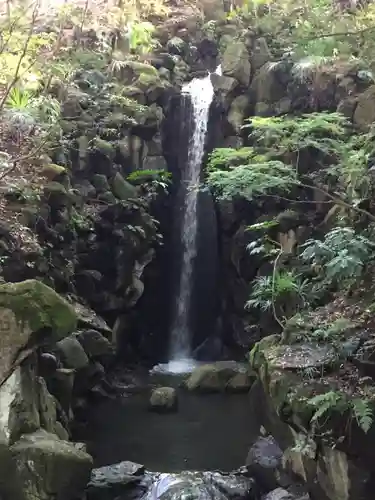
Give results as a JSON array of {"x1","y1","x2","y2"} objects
[
  {"x1": 152, "y1": 358, "x2": 202, "y2": 375},
  {"x1": 168, "y1": 68, "x2": 221, "y2": 369}
]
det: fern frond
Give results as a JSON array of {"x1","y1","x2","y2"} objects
[{"x1": 351, "y1": 398, "x2": 373, "y2": 433}]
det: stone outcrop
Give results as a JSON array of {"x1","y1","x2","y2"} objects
[
  {"x1": 248, "y1": 332, "x2": 375, "y2": 500},
  {"x1": 0, "y1": 280, "x2": 93, "y2": 500}
]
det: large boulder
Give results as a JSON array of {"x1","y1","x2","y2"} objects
[
  {"x1": 0, "y1": 280, "x2": 77, "y2": 386},
  {"x1": 184, "y1": 361, "x2": 254, "y2": 393},
  {"x1": 10, "y1": 429, "x2": 92, "y2": 500},
  {"x1": 222, "y1": 41, "x2": 251, "y2": 87}
]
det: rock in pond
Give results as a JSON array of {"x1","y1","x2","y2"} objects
[
  {"x1": 184, "y1": 361, "x2": 254, "y2": 393},
  {"x1": 149, "y1": 387, "x2": 178, "y2": 413},
  {"x1": 87, "y1": 460, "x2": 145, "y2": 499}
]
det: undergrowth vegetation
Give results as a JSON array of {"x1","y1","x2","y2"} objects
[
  {"x1": 209, "y1": 109, "x2": 375, "y2": 435},
  {"x1": 223, "y1": 0, "x2": 375, "y2": 68}
]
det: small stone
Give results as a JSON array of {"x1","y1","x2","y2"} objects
[
  {"x1": 149, "y1": 387, "x2": 178, "y2": 413},
  {"x1": 56, "y1": 336, "x2": 89, "y2": 369}
]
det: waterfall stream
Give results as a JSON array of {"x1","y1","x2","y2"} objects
[{"x1": 167, "y1": 70, "x2": 217, "y2": 374}]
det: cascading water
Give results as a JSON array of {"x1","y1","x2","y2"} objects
[{"x1": 166, "y1": 70, "x2": 218, "y2": 374}]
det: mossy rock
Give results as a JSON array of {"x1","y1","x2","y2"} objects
[
  {"x1": 92, "y1": 174, "x2": 110, "y2": 193},
  {"x1": 91, "y1": 138, "x2": 115, "y2": 159},
  {"x1": 111, "y1": 172, "x2": 138, "y2": 201},
  {"x1": 0, "y1": 280, "x2": 77, "y2": 384},
  {"x1": 41, "y1": 164, "x2": 67, "y2": 181},
  {"x1": 115, "y1": 61, "x2": 159, "y2": 85}
]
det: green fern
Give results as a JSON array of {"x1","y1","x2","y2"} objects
[
  {"x1": 351, "y1": 398, "x2": 373, "y2": 433},
  {"x1": 308, "y1": 391, "x2": 345, "y2": 423},
  {"x1": 244, "y1": 112, "x2": 349, "y2": 156},
  {"x1": 308, "y1": 392, "x2": 374, "y2": 434},
  {"x1": 206, "y1": 159, "x2": 296, "y2": 201}
]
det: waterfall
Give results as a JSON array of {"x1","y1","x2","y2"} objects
[{"x1": 166, "y1": 70, "x2": 217, "y2": 374}]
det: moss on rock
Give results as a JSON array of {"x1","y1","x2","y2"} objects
[{"x1": 0, "y1": 280, "x2": 77, "y2": 340}]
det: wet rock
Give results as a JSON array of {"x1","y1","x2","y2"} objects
[
  {"x1": 146, "y1": 471, "x2": 255, "y2": 500},
  {"x1": 246, "y1": 436, "x2": 283, "y2": 491},
  {"x1": 10, "y1": 429, "x2": 92, "y2": 500},
  {"x1": 87, "y1": 461, "x2": 145, "y2": 500},
  {"x1": 56, "y1": 336, "x2": 89, "y2": 370},
  {"x1": 149, "y1": 387, "x2": 178, "y2": 413},
  {"x1": 262, "y1": 488, "x2": 294, "y2": 500},
  {"x1": 184, "y1": 361, "x2": 253, "y2": 393}
]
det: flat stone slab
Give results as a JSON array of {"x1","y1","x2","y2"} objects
[{"x1": 267, "y1": 343, "x2": 337, "y2": 370}]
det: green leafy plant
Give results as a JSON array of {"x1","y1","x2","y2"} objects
[
  {"x1": 300, "y1": 226, "x2": 375, "y2": 290},
  {"x1": 127, "y1": 169, "x2": 171, "y2": 185},
  {"x1": 309, "y1": 318, "x2": 355, "y2": 342},
  {"x1": 206, "y1": 157, "x2": 296, "y2": 200},
  {"x1": 308, "y1": 391, "x2": 373, "y2": 434},
  {"x1": 244, "y1": 112, "x2": 349, "y2": 157},
  {"x1": 128, "y1": 21, "x2": 160, "y2": 55},
  {"x1": 246, "y1": 270, "x2": 310, "y2": 314}
]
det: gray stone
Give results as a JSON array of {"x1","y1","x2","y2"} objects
[
  {"x1": 266, "y1": 343, "x2": 337, "y2": 371},
  {"x1": 73, "y1": 302, "x2": 112, "y2": 338},
  {"x1": 149, "y1": 387, "x2": 178, "y2": 413},
  {"x1": 92, "y1": 174, "x2": 110, "y2": 193},
  {"x1": 56, "y1": 336, "x2": 89, "y2": 370},
  {"x1": 10, "y1": 429, "x2": 93, "y2": 500},
  {"x1": 262, "y1": 488, "x2": 293, "y2": 500},
  {"x1": 89, "y1": 460, "x2": 145, "y2": 488},
  {"x1": 37, "y1": 377, "x2": 57, "y2": 434},
  {"x1": 184, "y1": 361, "x2": 252, "y2": 393},
  {"x1": 246, "y1": 436, "x2": 283, "y2": 490},
  {"x1": 227, "y1": 95, "x2": 250, "y2": 134},
  {"x1": 77, "y1": 329, "x2": 112, "y2": 359},
  {"x1": 111, "y1": 172, "x2": 138, "y2": 201},
  {"x1": 250, "y1": 37, "x2": 272, "y2": 71},
  {"x1": 73, "y1": 179, "x2": 96, "y2": 198},
  {"x1": 222, "y1": 41, "x2": 251, "y2": 86},
  {"x1": 7, "y1": 363, "x2": 40, "y2": 444}
]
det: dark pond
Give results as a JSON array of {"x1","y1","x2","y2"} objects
[{"x1": 83, "y1": 370, "x2": 257, "y2": 472}]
